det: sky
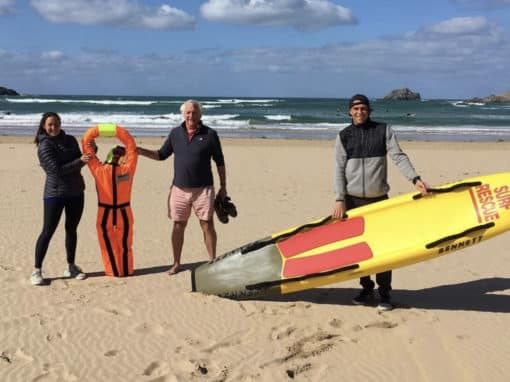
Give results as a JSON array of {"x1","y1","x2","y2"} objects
[{"x1": 1, "y1": 0, "x2": 510, "y2": 98}]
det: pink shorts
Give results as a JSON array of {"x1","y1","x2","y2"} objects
[{"x1": 168, "y1": 185, "x2": 215, "y2": 221}]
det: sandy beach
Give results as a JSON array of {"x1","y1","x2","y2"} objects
[{"x1": 1, "y1": 136, "x2": 510, "y2": 381}]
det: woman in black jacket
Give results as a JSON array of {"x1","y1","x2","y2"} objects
[{"x1": 32, "y1": 112, "x2": 92, "y2": 285}]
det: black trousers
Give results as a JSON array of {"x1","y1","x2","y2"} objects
[
  {"x1": 34, "y1": 194, "x2": 84, "y2": 268},
  {"x1": 344, "y1": 194, "x2": 392, "y2": 296}
]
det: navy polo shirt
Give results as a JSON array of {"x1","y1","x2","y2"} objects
[{"x1": 158, "y1": 122, "x2": 225, "y2": 188}]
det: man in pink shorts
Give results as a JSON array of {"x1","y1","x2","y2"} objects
[
  {"x1": 137, "y1": 100, "x2": 227, "y2": 274},
  {"x1": 169, "y1": 186, "x2": 215, "y2": 222}
]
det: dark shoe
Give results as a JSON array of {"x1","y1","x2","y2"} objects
[
  {"x1": 352, "y1": 289, "x2": 375, "y2": 305},
  {"x1": 377, "y1": 295, "x2": 394, "y2": 311},
  {"x1": 223, "y1": 196, "x2": 238, "y2": 218},
  {"x1": 214, "y1": 196, "x2": 229, "y2": 224}
]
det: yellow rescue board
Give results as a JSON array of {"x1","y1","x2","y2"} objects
[{"x1": 191, "y1": 172, "x2": 510, "y2": 299}]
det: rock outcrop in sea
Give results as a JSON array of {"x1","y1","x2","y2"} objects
[
  {"x1": 0, "y1": 86, "x2": 19, "y2": 96},
  {"x1": 382, "y1": 88, "x2": 421, "y2": 101},
  {"x1": 466, "y1": 91, "x2": 510, "y2": 104}
]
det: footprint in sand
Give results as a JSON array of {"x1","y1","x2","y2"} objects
[
  {"x1": 279, "y1": 303, "x2": 313, "y2": 315},
  {"x1": 285, "y1": 332, "x2": 339, "y2": 360},
  {"x1": 1, "y1": 352, "x2": 11, "y2": 364},
  {"x1": 328, "y1": 318, "x2": 342, "y2": 329},
  {"x1": 262, "y1": 332, "x2": 334, "y2": 381},
  {"x1": 142, "y1": 361, "x2": 170, "y2": 377},
  {"x1": 36, "y1": 362, "x2": 78, "y2": 381},
  {"x1": 364, "y1": 320, "x2": 398, "y2": 329},
  {"x1": 269, "y1": 325, "x2": 296, "y2": 341},
  {"x1": 286, "y1": 362, "x2": 312, "y2": 379},
  {"x1": 201, "y1": 330, "x2": 246, "y2": 354},
  {"x1": 45, "y1": 332, "x2": 65, "y2": 342},
  {"x1": 132, "y1": 322, "x2": 167, "y2": 336},
  {"x1": 262, "y1": 330, "x2": 340, "y2": 370},
  {"x1": 104, "y1": 349, "x2": 119, "y2": 357},
  {"x1": 93, "y1": 306, "x2": 133, "y2": 317},
  {"x1": 31, "y1": 313, "x2": 50, "y2": 327},
  {"x1": 188, "y1": 360, "x2": 230, "y2": 381},
  {"x1": 195, "y1": 363, "x2": 208, "y2": 375},
  {"x1": 0, "y1": 264, "x2": 19, "y2": 271},
  {"x1": 174, "y1": 345, "x2": 183, "y2": 354},
  {"x1": 184, "y1": 337, "x2": 201, "y2": 347}
]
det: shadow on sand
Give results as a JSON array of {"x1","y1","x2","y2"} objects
[
  {"x1": 44, "y1": 261, "x2": 206, "y2": 282},
  {"x1": 257, "y1": 277, "x2": 510, "y2": 314}
]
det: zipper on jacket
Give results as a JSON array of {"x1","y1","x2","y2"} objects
[{"x1": 361, "y1": 128, "x2": 366, "y2": 198}]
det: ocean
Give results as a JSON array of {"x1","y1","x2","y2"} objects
[{"x1": 1, "y1": 95, "x2": 510, "y2": 141}]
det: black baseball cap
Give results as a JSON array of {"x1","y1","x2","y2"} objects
[{"x1": 349, "y1": 94, "x2": 370, "y2": 109}]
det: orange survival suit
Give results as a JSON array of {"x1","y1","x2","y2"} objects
[{"x1": 82, "y1": 124, "x2": 137, "y2": 277}]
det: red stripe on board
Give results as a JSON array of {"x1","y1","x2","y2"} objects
[
  {"x1": 277, "y1": 216, "x2": 365, "y2": 258},
  {"x1": 282, "y1": 242, "x2": 373, "y2": 278}
]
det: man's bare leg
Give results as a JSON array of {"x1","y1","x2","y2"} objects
[
  {"x1": 170, "y1": 221, "x2": 187, "y2": 274},
  {"x1": 200, "y1": 219, "x2": 217, "y2": 263}
]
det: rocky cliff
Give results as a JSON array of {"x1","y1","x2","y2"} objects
[
  {"x1": 466, "y1": 91, "x2": 510, "y2": 104},
  {"x1": 0, "y1": 86, "x2": 19, "y2": 96},
  {"x1": 383, "y1": 88, "x2": 421, "y2": 101}
]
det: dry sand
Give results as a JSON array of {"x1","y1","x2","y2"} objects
[{"x1": 1, "y1": 136, "x2": 509, "y2": 381}]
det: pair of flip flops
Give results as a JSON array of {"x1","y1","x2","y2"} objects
[{"x1": 215, "y1": 196, "x2": 238, "y2": 224}]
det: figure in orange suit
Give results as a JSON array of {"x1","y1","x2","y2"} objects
[{"x1": 82, "y1": 124, "x2": 137, "y2": 277}]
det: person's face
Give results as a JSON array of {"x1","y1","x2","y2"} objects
[
  {"x1": 350, "y1": 104, "x2": 370, "y2": 125},
  {"x1": 43, "y1": 116, "x2": 61, "y2": 136},
  {"x1": 182, "y1": 103, "x2": 201, "y2": 129}
]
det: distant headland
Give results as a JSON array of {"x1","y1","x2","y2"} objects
[
  {"x1": 0, "y1": 86, "x2": 19, "y2": 96},
  {"x1": 466, "y1": 91, "x2": 510, "y2": 104},
  {"x1": 381, "y1": 88, "x2": 510, "y2": 104},
  {"x1": 382, "y1": 88, "x2": 421, "y2": 101}
]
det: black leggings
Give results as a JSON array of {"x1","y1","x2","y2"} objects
[
  {"x1": 345, "y1": 194, "x2": 392, "y2": 296},
  {"x1": 34, "y1": 194, "x2": 84, "y2": 268}
]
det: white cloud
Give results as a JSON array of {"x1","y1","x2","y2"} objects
[
  {"x1": 2, "y1": 15, "x2": 509, "y2": 98},
  {"x1": 423, "y1": 16, "x2": 489, "y2": 35},
  {"x1": 41, "y1": 50, "x2": 65, "y2": 60},
  {"x1": 30, "y1": 0, "x2": 195, "y2": 29},
  {"x1": 200, "y1": 0, "x2": 357, "y2": 31},
  {"x1": 200, "y1": 16, "x2": 510, "y2": 96},
  {"x1": 0, "y1": 0, "x2": 14, "y2": 15},
  {"x1": 140, "y1": 4, "x2": 195, "y2": 29}
]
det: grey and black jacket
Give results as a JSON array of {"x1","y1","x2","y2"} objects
[
  {"x1": 334, "y1": 119, "x2": 418, "y2": 201},
  {"x1": 37, "y1": 131, "x2": 85, "y2": 198}
]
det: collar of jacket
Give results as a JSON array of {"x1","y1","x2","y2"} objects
[
  {"x1": 352, "y1": 118, "x2": 374, "y2": 129},
  {"x1": 180, "y1": 121, "x2": 203, "y2": 132},
  {"x1": 38, "y1": 129, "x2": 66, "y2": 143}
]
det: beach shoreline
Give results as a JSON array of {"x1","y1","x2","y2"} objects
[
  {"x1": 2, "y1": 94, "x2": 510, "y2": 142},
  {"x1": 1, "y1": 137, "x2": 509, "y2": 381},
  {"x1": 6, "y1": 133, "x2": 510, "y2": 143}
]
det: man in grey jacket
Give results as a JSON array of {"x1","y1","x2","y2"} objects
[{"x1": 332, "y1": 94, "x2": 428, "y2": 311}]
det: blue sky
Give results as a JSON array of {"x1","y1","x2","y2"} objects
[{"x1": 1, "y1": 0, "x2": 510, "y2": 98}]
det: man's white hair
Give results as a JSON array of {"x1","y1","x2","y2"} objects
[{"x1": 180, "y1": 99, "x2": 203, "y2": 115}]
